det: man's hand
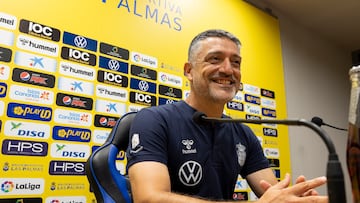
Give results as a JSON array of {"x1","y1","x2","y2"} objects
[
  {"x1": 258, "y1": 173, "x2": 328, "y2": 203},
  {"x1": 295, "y1": 175, "x2": 320, "y2": 196}
]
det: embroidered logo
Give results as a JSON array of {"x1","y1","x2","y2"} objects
[
  {"x1": 181, "y1": 139, "x2": 197, "y2": 154},
  {"x1": 130, "y1": 133, "x2": 143, "y2": 153},
  {"x1": 178, "y1": 160, "x2": 202, "y2": 186},
  {"x1": 236, "y1": 142, "x2": 246, "y2": 166}
]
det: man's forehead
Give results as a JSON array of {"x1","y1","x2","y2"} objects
[{"x1": 199, "y1": 38, "x2": 240, "y2": 55}]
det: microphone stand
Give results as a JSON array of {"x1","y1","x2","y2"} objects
[{"x1": 201, "y1": 116, "x2": 346, "y2": 203}]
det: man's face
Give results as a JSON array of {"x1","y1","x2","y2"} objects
[{"x1": 187, "y1": 37, "x2": 241, "y2": 104}]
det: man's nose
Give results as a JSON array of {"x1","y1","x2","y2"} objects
[{"x1": 219, "y1": 59, "x2": 233, "y2": 74}]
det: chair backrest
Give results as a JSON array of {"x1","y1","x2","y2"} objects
[{"x1": 86, "y1": 112, "x2": 136, "y2": 203}]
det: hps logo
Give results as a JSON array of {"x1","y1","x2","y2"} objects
[
  {"x1": 49, "y1": 160, "x2": 86, "y2": 176},
  {"x1": 227, "y1": 101, "x2": 243, "y2": 111},
  {"x1": 2, "y1": 139, "x2": 48, "y2": 156}
]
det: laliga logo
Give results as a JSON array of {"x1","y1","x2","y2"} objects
[
  {"x1": 1, "y1": 180, "x2": 14, "y2": 193},
  {"x1": 133, "y1": 54, "x2": 141, "y2": 62},
  {"x1": 160, "y1": 74, "x2": 168, "y2": 82}
]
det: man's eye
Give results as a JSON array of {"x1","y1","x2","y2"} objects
[
  {"x1": 232, "y1": 59, "x2": 241, "y2": 66},
  {"x1": 209, "y1": 57, "x2": 220, "y2": 63}
]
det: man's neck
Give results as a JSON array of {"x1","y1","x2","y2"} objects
[{"x1": 185, "y1": 96, "x2": 225, "y2": 118}]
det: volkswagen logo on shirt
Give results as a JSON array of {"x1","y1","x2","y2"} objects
[{"x1": 178, "y1": 160, "x2": 202, "y2": 186}]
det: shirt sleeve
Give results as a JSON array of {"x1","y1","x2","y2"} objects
[
  {"x1": 240, "y1": 124, "x2": 270, "y2": 177},
  {"x1": 126, "y1": 107, "x2": 168, "y2": 169}
]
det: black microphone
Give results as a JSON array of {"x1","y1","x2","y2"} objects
[
  {"x1": 311, "y1": 116, "x2": 348, "y2": 131},
  {"x1": 193, "y1": 112, "x2": 346, "y2": 203}
]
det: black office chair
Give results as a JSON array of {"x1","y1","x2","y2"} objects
[{"x1": 86, "y1": 112, "x2": 136, "y2": 203}]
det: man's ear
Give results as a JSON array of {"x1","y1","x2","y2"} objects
[{"x1": 184, "y1": 62, "x2": 192, "y2": 78}]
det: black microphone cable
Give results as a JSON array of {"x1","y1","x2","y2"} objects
[
  {"x1": 192, "y1": 112, "x2": 346, "y2": 203},
  {"x1": 311, "y1": 116, "x2": 348, "y2": 131}
]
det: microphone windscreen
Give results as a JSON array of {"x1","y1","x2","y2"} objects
[
  {"x1": 192, "y1": 111, "x2": 206, "y2": 124},
  {"x1": 311, "y1": 116, "x2": 324, "y2": 127}
]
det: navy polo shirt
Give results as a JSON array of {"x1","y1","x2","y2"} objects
[{"x1": 127, "y1": 101, "x2": 269, "y2": 200}]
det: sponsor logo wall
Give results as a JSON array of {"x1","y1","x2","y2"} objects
[{"x1": 0, "y1": 0, "x2": 291, "y2": 202}]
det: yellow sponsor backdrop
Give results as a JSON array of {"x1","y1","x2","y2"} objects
[{"x1": 0, "y1": 0, "x2": 290, "y2": 202}]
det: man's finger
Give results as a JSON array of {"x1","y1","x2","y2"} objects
[
  {"x1": 297, "y1": 195, "x2": 328, "y2": 203},
  {"x1": 295, "y1": 175, "x2": 306, "y2": 184},
  {"x1": 289, "y1": 176, "x2": 327, "y2": 196},
  {"x1": 270, "y1": 173, "x2": 291, "y2": 189}
]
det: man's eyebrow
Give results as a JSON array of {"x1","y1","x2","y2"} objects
[
  {"x1": 206, "y1": 51, "x2": 223, "y2": 55},
  {"x1": 206, "y1": 51, "x2": 240, "y2": 57}
]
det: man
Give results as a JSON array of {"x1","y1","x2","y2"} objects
[{"x1": 126, "y1": 29, "x2": 328, "y2": 203}]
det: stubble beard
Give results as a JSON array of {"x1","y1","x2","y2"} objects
[{"x1": 193, "y1": 80, "x2": 237, "y2": 104}]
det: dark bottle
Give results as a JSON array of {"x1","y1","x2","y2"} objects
[{"x1": 347, "y1": 66, "x2": 360, "y2": 203}]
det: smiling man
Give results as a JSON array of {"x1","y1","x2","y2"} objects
[{"x1": 126, "y1": 29, "x2": 328, "y2": 203}]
